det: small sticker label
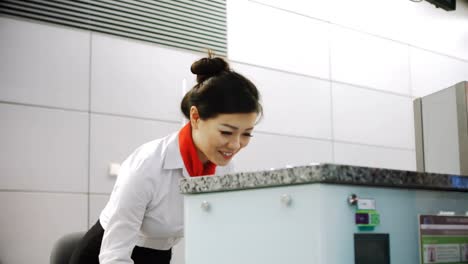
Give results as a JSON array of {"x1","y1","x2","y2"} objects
[{"x1": 357, "y1": 199, "x2": 376, "y2": 210}]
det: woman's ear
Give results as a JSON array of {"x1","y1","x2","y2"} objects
[{"x1": 190, "y1": 106, "x2": 200, "y2": 128}]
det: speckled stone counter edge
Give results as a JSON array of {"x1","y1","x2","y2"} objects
[{"x1": 179, "y1": 163, "x2": 468, "y2": 194}]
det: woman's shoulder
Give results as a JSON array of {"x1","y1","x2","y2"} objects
[
  {"x1": 136, "y1": 131, "x2": 178, "y2": 155},
  {"x1": 122, "y1": 131, "x2": 178, "y2": 173}
]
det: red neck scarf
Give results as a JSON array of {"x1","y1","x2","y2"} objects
[{"x1": 178, "y1": 122, "x2": 216, "y2": 177}]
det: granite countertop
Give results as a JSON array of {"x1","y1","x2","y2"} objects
[{"x1": 179, "y1": 163, "x2": 468, "y2": 194}]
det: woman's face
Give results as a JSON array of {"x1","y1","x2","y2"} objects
[{"x1": 191, "y1": 107, "x2": 258, "y2": 166}]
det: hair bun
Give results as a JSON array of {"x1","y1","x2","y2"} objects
[{"x1": 191, "y1": 57, "x2": 230, "y2": 83}]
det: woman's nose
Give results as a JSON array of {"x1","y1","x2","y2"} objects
[{"x1": 227, "y1": 136, "x2": 241, "y2": 150}]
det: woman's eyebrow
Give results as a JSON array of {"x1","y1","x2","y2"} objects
[{"x1": 220, "y1": 124, "x2": 254, "y2": 130}]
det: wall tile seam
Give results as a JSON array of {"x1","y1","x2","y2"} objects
[
  {"x1": 408, "y1": 44, "x2": 415, "y2": 97},
  {"x1": 90, "y1": 111, "x2": 182, "y2": 124},
  {"x1": 3, "y1": 8, "x2": 467, "y2": 64},
  {"x1": 0, "y1": 97, "x2": 413, "y2": 148},
  {"x1": 7, "y1": 6, "x2": 467, "y2": 73},
  {"x1": 333, "y1": 24, "x2": 468, "y2": 64},
  {"x1": 248, "y1": 0, "x2": 468, "y2": 63},
  {"x1": 406, "y1": 43, "x2": 468, "y2": 64},
  {"x1": 0, "y1": 14, "x2": 221, "y2": 58},
  {"x1": 0, "y1": 100, "x2": 415, "y2": 152},
  {"x1": 231, "y1": 61, "x2": 417, "y2": 99},
  {"x1": 87, "y1": 30, "x2": 92, "y2": 228},
  {"x1": 255, "y1": 130, "x2": 332, "y2": 141},
  {"x1": 2, "y1": 16, "x2": 455, "y2": 102},
  {"x1": 328, "y1": 21, "x2": 336, "y2": 164},
  {"x1": 230, "y1": 59, "x2": 332, "y2": 82},
  {"x1": 90, "y1": 31, "x2": 211, "y2": 58},
  {"x1": 0, "y1": 101, "x2": 89, "y2": 113},
  {"x1": 1, "y1": 12, "x2": 417, "y2": 150},
  {"x1": 254, "y1": 130, "x2": 416, "y2": 151},
  {"x1": 333, "y1": 140, "x2": 416, "y2": 152},
  {"x1": 0, "y1": 101, "x2": 415, "y2": 150},
  {"x1": 248, "y1": 0, "x2": 328, "y2": 24},
  {"x1": 0, "y1": 101, "x2": 183, "y2": 124},
  {"x1": 89, "y1": 192, "x2": 111, "y2": 196},
  {"x1": 330, "y1": 80, "x2": 415, "y2": 99},
  {"x1": 0, "y1": 189, "x2": 89, "y2": 195}
]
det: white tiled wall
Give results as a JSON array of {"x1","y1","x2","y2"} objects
[
  {"x1": 334, "y1": 142, "x2": 416, "y2": 171},
  {"x1": 0, "y1": 192, "x2": 87, "y2": 264},
  {"x1": 90, "y1": 114, "x2": 180, "y2": 194},
  {"x1": 0, "y1": 98, "x2": 89, "y2": 193},
  {"x1": 227, "y1": 0, "x2": 330, "y2": 79},
  {"x1": 255, "y1": 0, "x2": 468, "y2": 61},
  {"x1": 253, "y1": 0, "x2": 331, "y2": 22},
  {"x1": 410, "y1": 47, "x2": 468, "y2": 97},
  {"x1": 234, "y1": 133, "x2": 333, "y2": 172},
  {"x1": 89, "y1": 194, "x2": 110, "y2": 225},
  {"x1": 332, "y1": 82, "x2": 415, "y2": 149},
  {"x1": 404, "y1": 2, "x2": 468, "y2": 61},
  {"x1": 0, "y1": 17, "x2": 90, "y2": 110},
  {"x1": 91, "y1": 33, "x2": 197, "y2": 121},
  {"x1": 232, "y1": 63, "x2": 332, "y2": 139},
  {"x1": 330, "y1": 0, "x2": 416, "y2": 43},
  {"x1": 2, "y1": 0, "x2": 468, "y2": 262},
  {"x1": 330, "y1": 26, "x2": 411, "y2": 95}
]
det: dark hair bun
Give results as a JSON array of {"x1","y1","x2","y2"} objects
[{"x1": 191, "y1": 57, "x2": 230, "y2": 83}]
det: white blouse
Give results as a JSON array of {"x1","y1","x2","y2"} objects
[{"x1": 98, "y1": 131, "x2": 234, "y2": 264}]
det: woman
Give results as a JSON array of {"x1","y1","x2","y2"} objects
[{"x1": 69, "y1": 54, "x2": 262, "y2": 264}]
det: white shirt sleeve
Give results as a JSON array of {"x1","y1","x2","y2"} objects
[{"x1": 99, "y1": 154, "x2": 154, "y2": 264}]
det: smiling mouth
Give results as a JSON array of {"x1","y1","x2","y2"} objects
[{"x1": 219, "y1": 151, "x2": 234, "y2": 159}]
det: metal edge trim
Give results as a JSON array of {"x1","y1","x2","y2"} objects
[
  {"x1": 414, "y1": 98, "x2": 425, "y2": 172},
  {"x1": 455, "y1": 82, "x2": 468, "y2": 175}
]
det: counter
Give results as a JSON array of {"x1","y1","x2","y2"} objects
[{"x1": 180, "y1": 164, "x2": 468, "y2": 264}]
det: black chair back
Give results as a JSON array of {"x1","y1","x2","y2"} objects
[{"x1": 50, "y1": 232, "x2": 85, "y2": 264}]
